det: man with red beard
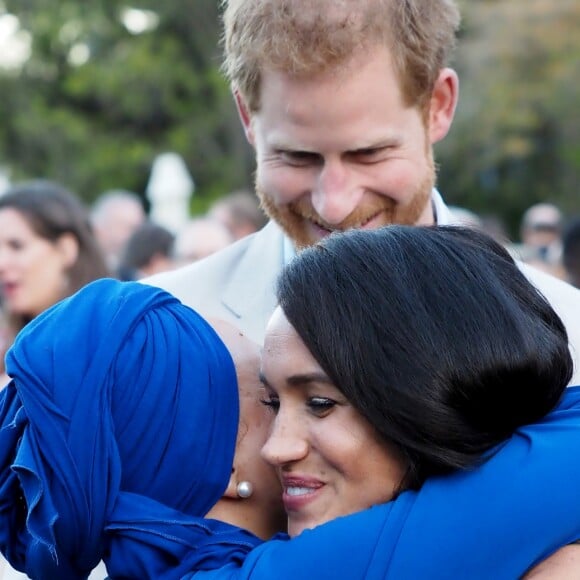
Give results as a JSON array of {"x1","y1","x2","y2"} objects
[
  {"x1": 146, "y1": 0, "x2": 580, "y2": 387},
  {"x1": 144, "y1": 1, "x2": 580, "y2": 571}
]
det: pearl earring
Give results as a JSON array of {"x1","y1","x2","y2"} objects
[{"x1": 236, "y1": 481, "x2": 253, "y2": 499}]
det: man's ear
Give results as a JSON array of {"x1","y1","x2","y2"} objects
[
  {"x1": 56, "y1": 233, "x2": 79, "y2": 269},
  {"x1": 234, "y1": 90, "x2": 256, "y2": 147},
  {"x1": 428, "y1": 68, "x2": 459, "y2": 144}
]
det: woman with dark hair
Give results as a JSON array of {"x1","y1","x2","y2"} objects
[
  {"x1": 266, "y1": 224, "x2": 571, "y2": 494},
  {"x1": 1, "y1": 227, "x2": 579, "y2": 578},
  {"x1": 0, "y1": 180, "x2": 109, "y2": 381},
  {"x1": 183, "y1": 226, "x2": 580, "y2": 578}
]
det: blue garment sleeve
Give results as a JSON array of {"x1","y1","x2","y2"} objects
[
  {"x1": 180, "y1": 499, "x2": 411, "y2": 580},
  {"x1": 182, "y1": 387, "x2": 580, "y2": 579}
]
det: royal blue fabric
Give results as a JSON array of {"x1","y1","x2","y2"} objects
[
  {"x1": 180, "y1": 387, "x2": 580, "y2": 579},
  {"x1": 0, "y1": 279, "x2": 261, "y2": 579},
  {"x1": 3, "y1": 279, "x2": 580, "y2": 579}
]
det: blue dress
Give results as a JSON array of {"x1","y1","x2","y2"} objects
[{"x1": 182, "y1": 387, "x2": 580, "y2": 579}]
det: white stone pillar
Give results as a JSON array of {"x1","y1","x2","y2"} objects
[{"x1": 146, "y1": 152, "x2": 194, "y2": 233}]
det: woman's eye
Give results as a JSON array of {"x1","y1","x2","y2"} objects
[
  {"x1": 260, "y1": 397, "x2": 280, "y2": 413},
  {"x1": 307, "y1": 397, "x2": 336, "y2": 417}
]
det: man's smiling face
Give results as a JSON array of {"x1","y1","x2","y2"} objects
[{"x1": 243, "y1": 46, "x2": 437, "y2": 249}]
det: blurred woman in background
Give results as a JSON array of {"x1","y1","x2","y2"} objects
[{"x1": 0, "y1": 179, "x2": 109, "y2": 384}]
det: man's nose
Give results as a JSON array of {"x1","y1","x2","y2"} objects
[
  {"x1": 311, "y1": 160, "x2": 364, "y2": 226},
  {"x1": 260, "y1": 412, "x2": 309, "y2": 467}
]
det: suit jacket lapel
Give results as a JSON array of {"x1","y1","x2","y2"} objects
[{"x1": 221, "y1": 221, "x2": 286, "y2": 341}]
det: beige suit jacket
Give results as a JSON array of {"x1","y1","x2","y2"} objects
[
  {"x1": 146, "y1": 219, "x2": 285, "y2": 344},
  {"x1": 145, "y1": 194, "x2": 580, "y2": 385}
]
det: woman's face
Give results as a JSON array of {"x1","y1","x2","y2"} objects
[
  {"x1": 205, "y1": 320, "x2": 286, "y2": 539},
  {"x1": 0, "y1": 208, "x2": 73, "y2": 318},
  {"x1": 260, "y1": 307, "x2": 407, "y2": 537}
]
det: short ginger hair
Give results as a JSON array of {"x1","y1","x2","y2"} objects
[{"x1": 222, "y1": 0, "x2": 460, "y2": 112}]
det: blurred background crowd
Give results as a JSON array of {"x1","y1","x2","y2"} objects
[{"x1": 0, "y1": 176, "x2": 268, "y2": 383}]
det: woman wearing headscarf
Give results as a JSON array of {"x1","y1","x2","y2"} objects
[{"x1": 0, "y1": 279, "x2": 281, "y2": 579}]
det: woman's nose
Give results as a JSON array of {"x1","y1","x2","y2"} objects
[{"x1": 260, "y1": 412, "x2": 309, "y2": 467}]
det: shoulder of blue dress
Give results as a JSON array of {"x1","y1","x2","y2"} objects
[{"x1": 560, "y1": 385, "x2": 580, "y2": 408}]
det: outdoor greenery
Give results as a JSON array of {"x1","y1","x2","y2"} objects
[
  {"x1": 440, "y1": 0, "x2": 580, "y2": 232},
  {"x1": 0, "y1": 0, "x2": 578, "y2": 235}
]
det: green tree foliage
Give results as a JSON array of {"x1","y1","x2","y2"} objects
[
  {"x1": 0, "y1": 0, "x2": 577, "y2": 226},
  {"x1": 438, "y1": 0, "x2": 579, "y2": 235},
  {"x1": 0, "y1": 0, "x2": 252, "y2": 206}
]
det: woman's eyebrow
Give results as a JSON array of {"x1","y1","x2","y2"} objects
[
  {"x1": 286, "y1": 372, "x2": 333, "y2": 387},
  {"x1": 259, "y1": 370, "x2": 332, "y2": 389}
]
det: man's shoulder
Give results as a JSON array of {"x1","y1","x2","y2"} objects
[
  {"x1": 519, "y1": 261, "x2": 580, "y2": 311},
  {"x1": 147, "y1": 224, "x2": 273, "y2": 292},
  {"x1": 519, "y1": 261, "x2": 580, "y2": 386},
  {"x1": 142, "y1": 221, "x2": 286, "y2": 331},
  {"x1": 145, "y1": 233, "x2": 249, "y2": 299}
]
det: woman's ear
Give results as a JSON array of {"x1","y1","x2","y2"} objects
[
  {"x1": 222, "y1": 468, "x2": 240, "y2": 499},
  {"x1": 428, "y1": 67, "x2": 459, "y2": 144},
  {"x1": 56, "y1": 233, "x2": 79, "y2": 269}
]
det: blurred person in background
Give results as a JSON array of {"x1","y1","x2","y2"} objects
[
  {"x1": 0, "y1": 180, "x2": 109, "y2": 385},
  {"x1": 520, "y1": 203, "x2": 563, "y2": 252},
  {"x1": 90, "y1": 189, "x2": 146, "y2": 272},
  {"x1": 117, "y1": 221, "x2": 176, "y2": 281},
  {"x1": 209, "y1": 189, "x2": 268, "y2": 241},
  {"x1": 0, "y1": 306, "x2": 10, "y2": 384},
  {"x1": 562, "y1": 216, "x2": 580, "y2": 289},
  {"x1": 174, "y1": 217, "x2": 234, "y2": 266},
  {"x1": 517, "y1": 202, "x2": 565, "y2": 278}
]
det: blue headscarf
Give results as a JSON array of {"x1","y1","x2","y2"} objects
[{"x1": 0, "y1": 279, "x2": 260, "y2": 579}]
